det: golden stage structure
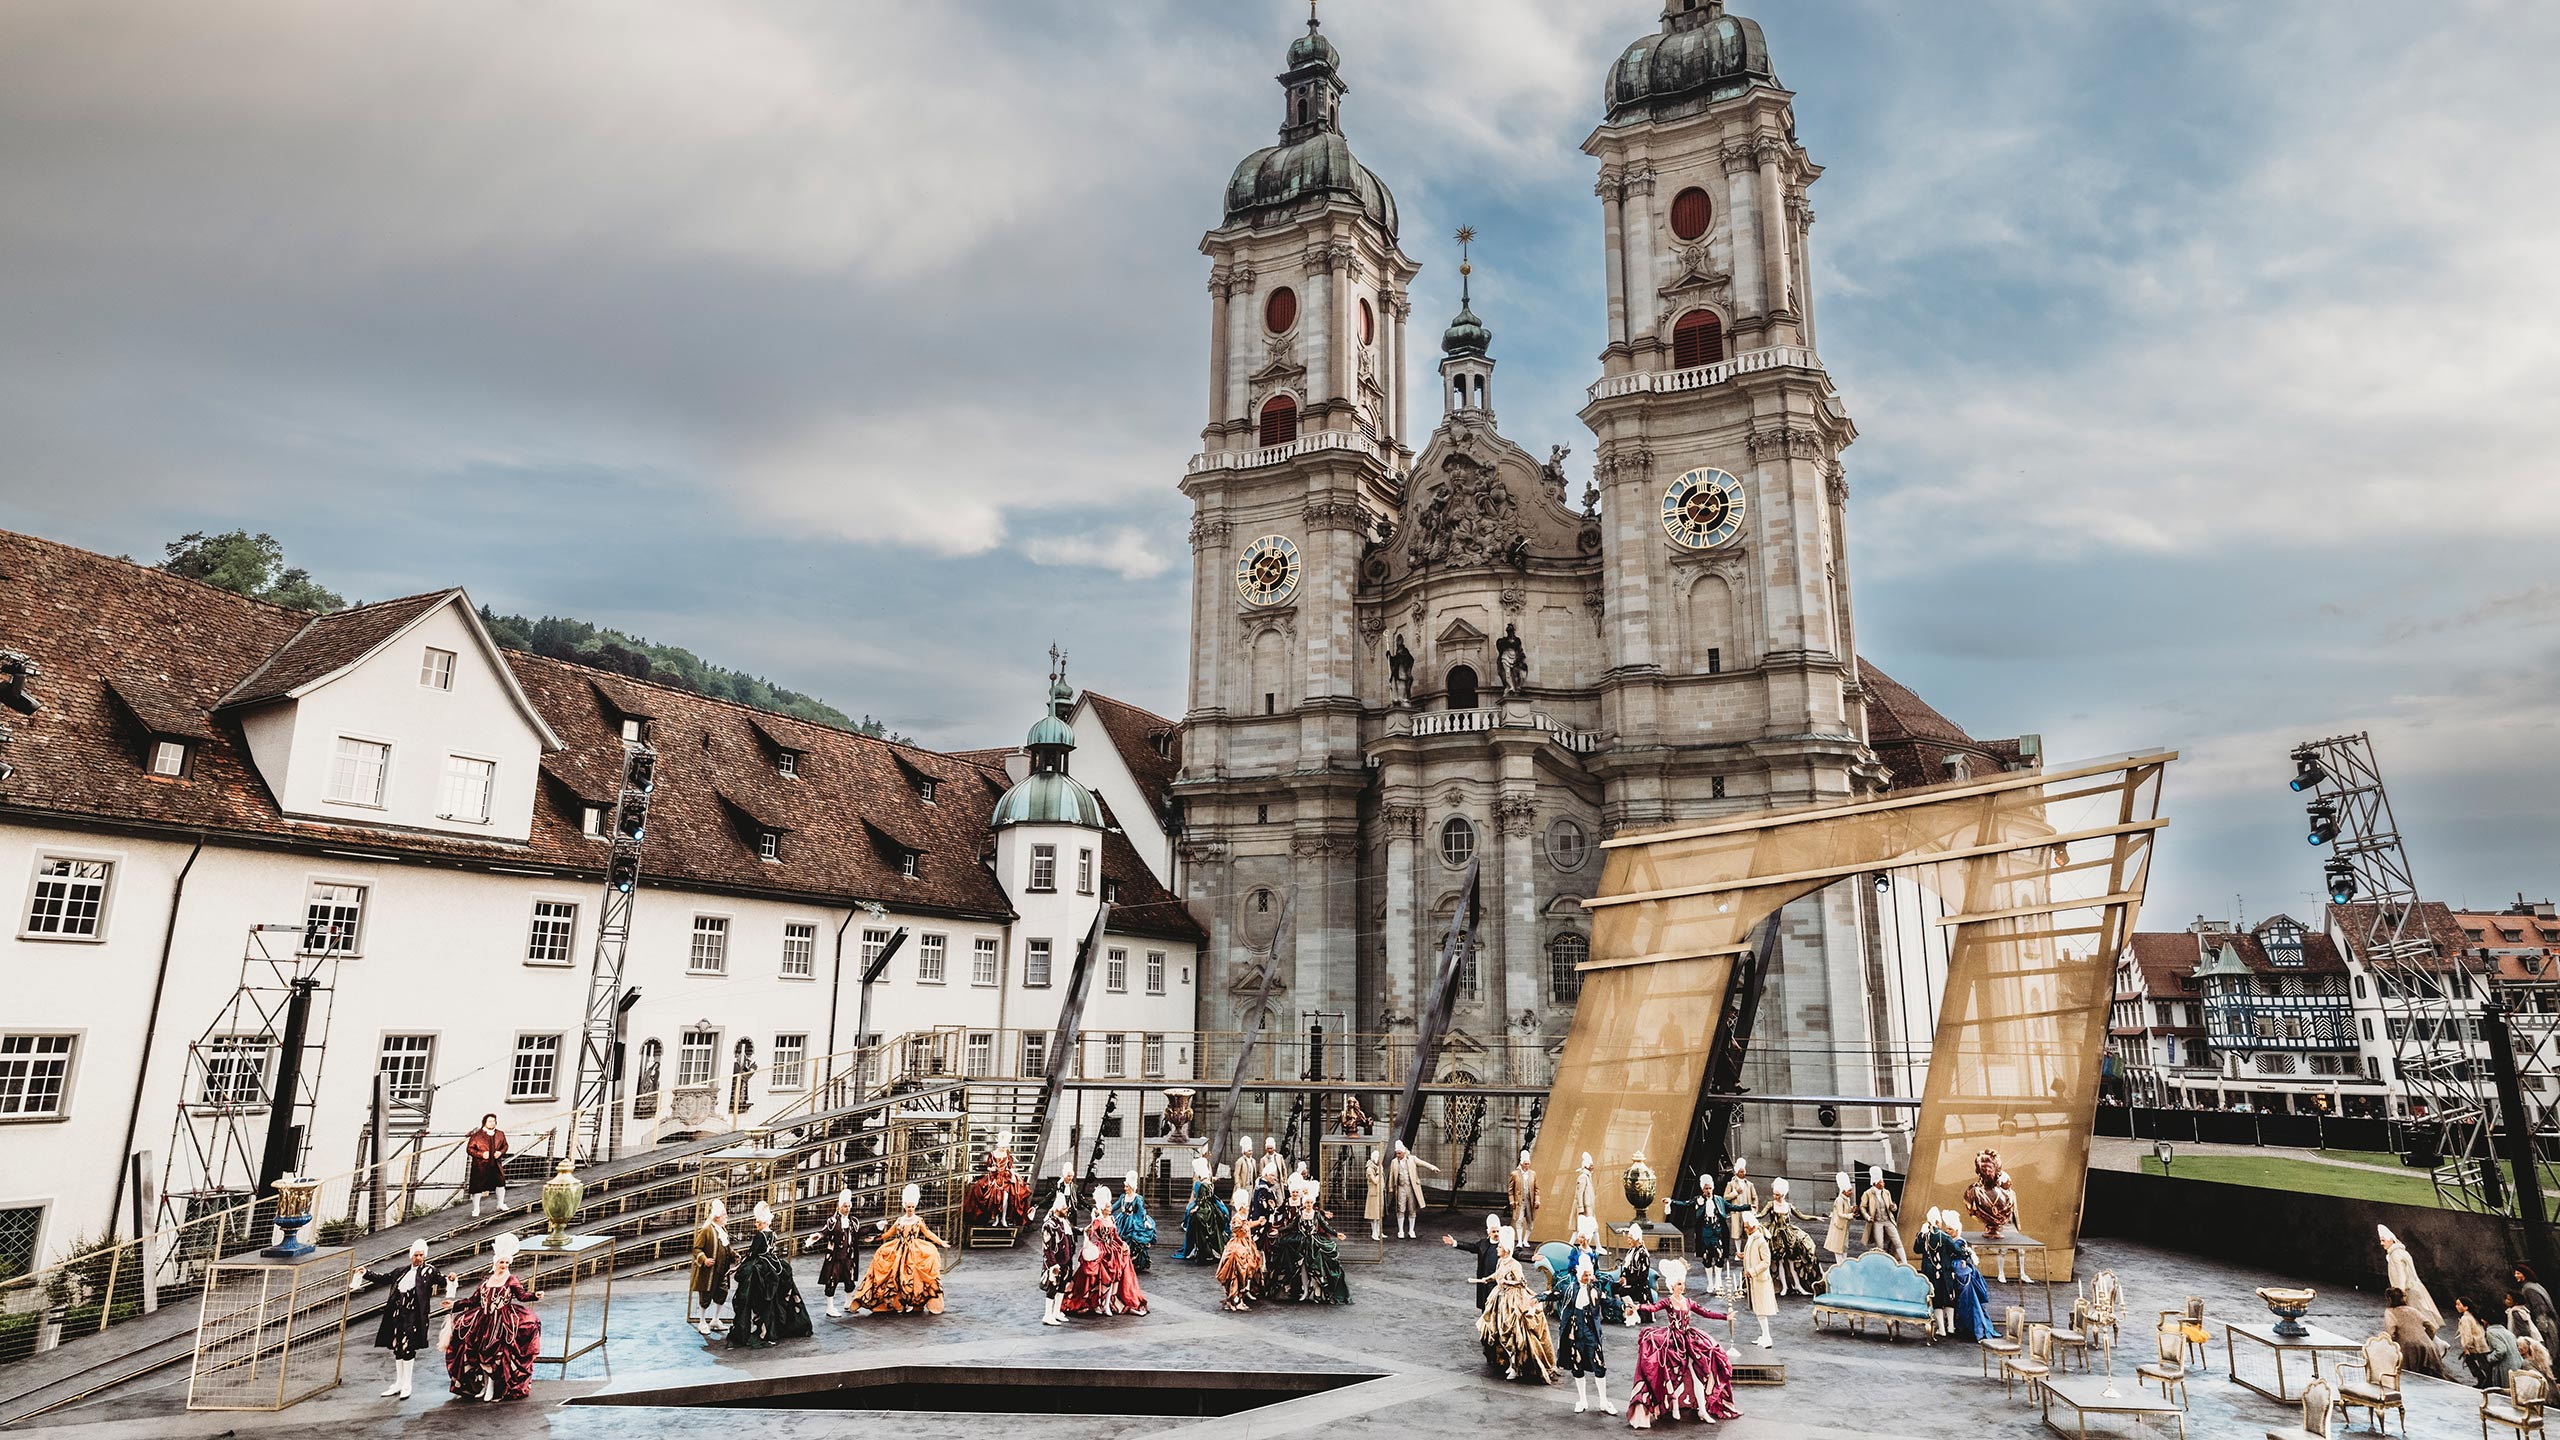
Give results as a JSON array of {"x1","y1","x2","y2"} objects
[{"x1": 1529, "y1": 751, "x2": 2175, "y2": 1280}]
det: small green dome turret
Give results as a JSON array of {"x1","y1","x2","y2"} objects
[{"x1": 991, "y1": 663, "x2": 1103, "y2": 831}]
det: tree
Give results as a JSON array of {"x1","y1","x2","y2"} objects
[{"x1": 158, "y1": 531, "x2": 345, "y2": 613}]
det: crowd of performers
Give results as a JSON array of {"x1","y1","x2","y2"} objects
[{"x1": 1189, "y1": 1138, "x2": 1356, "y2": 1312}]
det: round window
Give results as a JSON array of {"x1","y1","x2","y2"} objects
[
  {"x1": 1439, "y1": 816, "x2": 1477, "y2": 869},
  {"x1": 1547, "y1": 818, "x2": 1590, "y2": 872},
  {"x1": 1264, "y1": 287, "x2": 1299, "y2": 333},
  {"x1": 1670, "y1": 186, "x2": 1713, "y2": 241}
]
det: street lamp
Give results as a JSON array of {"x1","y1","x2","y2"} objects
[{"x1": 2153, "y1": 1139, "x2": 2174, "y2": 1175}]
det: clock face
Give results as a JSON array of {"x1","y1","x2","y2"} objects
[
  {"x1": 1662, "y1": 468, "x2": 1746, "y2": 549},
  {"x1": 1235, "y1": 534, "x2": 1303, "y2": 606}
]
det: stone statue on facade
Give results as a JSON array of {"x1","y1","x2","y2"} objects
[
  {"x1": 1541, "y1": 444, "x2": 1571, "y2": 502},
  {"x1": 1494, "y1": 623, "x2": 1529, "y2": 692},
  {"x1": 1387, "y1": 633, "x2": 1415, "y2": 706}
]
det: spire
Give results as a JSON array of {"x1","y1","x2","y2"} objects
[
  {"x1": 1441, "y1": 226, "x2": 1491, "y2": 358},
  {"x1": 1279, "y1": 1, "x2": 1345, "y2": 142}
]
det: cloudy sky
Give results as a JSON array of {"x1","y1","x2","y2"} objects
[{"x1": 2, "y1": 0, "x2": 2554, "y2": 925}]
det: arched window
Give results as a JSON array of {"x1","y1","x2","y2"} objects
[
  {"x1": 631, "y1": 1039, "x2": 663, "y2": 1119},
  {"x1": 1439, "y1": 816, "x2": 1477, "y2": 870},
  {"x1": 728, "y1": 1037, "x2": 755, "y2": 1115},
  {"x1": 1670, "y1": 186, "x2": 1713, "y2": 241},
  {"x1": 1264, "y1": 287, "x2": 1298, "y2": 334},
  {"x1": 1548, "y1": 932, "x2": 1590, "y2": 1003},
  {"x1": 1445, "y1": 664, "x2": 1478, "y2": 710},
  {"x1": 1672, "y1": 310, "x2": 1724, "y2": 369},
  {"x1": 1258, "y1": 394, "x2": 1298, "y2": 445},
  {"x1": 1358, "y1": 297, "x2": 1376, "y2": 346}
]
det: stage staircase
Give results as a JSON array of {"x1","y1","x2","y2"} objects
[{"x1": 961, "y1": 1079, "x2": 1048, "y2": 1249}]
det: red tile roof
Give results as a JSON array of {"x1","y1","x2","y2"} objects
[
  {"x1": 215, "y1": 590, "x2": 454, "y2": 708},
  {"x1": 2123, "y1": 921, "x2": 2347, "y2": 984},
  {"x1": 1079, "y1": 690, "x2": 1181, "y2": 820},
  {"x1": 1859, "y1": 659, "x2": 2015, "y2": 789},
  {"x1": 0, "y1": 529, "x2": 1201, "y2": 943},
  {"x1": 2325, "y1": 901, "x2": 2470, "y2": 970}
]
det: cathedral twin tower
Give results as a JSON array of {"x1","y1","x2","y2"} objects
[{"x1": 1176, "y1": 1, "x2": 1879, "y2": 1170}]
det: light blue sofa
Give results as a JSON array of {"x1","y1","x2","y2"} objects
[{"x1": 1813, "y1": 1250, "x2": 1932, "y2": 1341}]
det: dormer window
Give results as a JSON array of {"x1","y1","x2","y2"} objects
[
  {"x1": 919, "y1": 777, "x2": 938, "y2": 804},
  {"x1": 581, "y1": 805, "x2": 606, "y2": 839},
  {"x1": 420, "y1": 647, "x2": 456, "y2": 691},
  {"x1": 899, "y1": 850, "x2": 920, "y2": 879},
  {"x1": 1104, "y1": 880, "x2": 1122, "y2": 905},
  {"x1": 620, "y1": 717, "x2": 648, "y2": 746},
  {"x1": 149, "y1": 739, "x2": 190, "y2": 777},
  {"x1": 758, "y1": 830, "x2": 780, "y2": 863},
  {"x1": 776, "y1": 751, "x2": 799, "y2": 779}
]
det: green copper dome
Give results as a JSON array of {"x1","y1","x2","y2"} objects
[
  {"x1": 990, "y1": 770, "x2": 1103, "y2": 830},
  {"x1": 1441, "y1": 302, "x2": 1490, "y2": 357},
  {"x1": 1222, "y1": 13, "x2": 1399, "y2": 237},
  {"x1": 1605, "y1": 2, "x2": 1776, "y2": 121},
  {"x1": 1026, "y1": 713, "x2": 1076, "y2": 750}
]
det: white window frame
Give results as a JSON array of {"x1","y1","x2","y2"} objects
[
  {"x1": 964, "y1": 1032, "x2": 994, "y2": 1077},
  {"x1": 781, "y1": 922, "x2": 817, "y2": 979},
  {"x1": 432, "y1": 753, "x2": 494, "y2": 825},
  {"x1": 689, "y1": 915, "x2": 730, "y2": 975},
  {"x1": 197, "y1": 1035, "x2": 271, "y2": 1109},
  {"x1": 618, "y1": 716, "x2": 647, "y2": 746},
  {"x1": 302, "y1": 880, "x2": 367, "y2": 957},
  {"x1": 580, "y1": 805, "x2": 607, "y2": 839},
  {"x1": 1029, "y1": 844, "x2": 1057, "y2": 892},
  {"x1": 1024, "y1": 938, "x2": 1052, "y2": 988},
  {"x1": 918, "y1": 777, "x2": 938, "y2": 804},
  {"x1": 508, "y1": 1033, "x2": 563, "y2": 1102},
  {"x1": 376, "y1": 1033, "x2": 436, "y2": 1105},
  {"x1": 525, "y1": 899, "x2": 578, "y2": 967},
  {"x1": 326, "y1": 735, "x2": 392, "y2": 808},
  {"x1": 149, "y1": 739, "x2": 189, "y2": 777},
  {"x1": 677, "y1": 1028, "x2": 720, "y2": 1088},
  {"x1": 1106, "y1": 946, "x2": 1128, "y2": 993},
  {"x1": 1020, "y1": 1031, "x2": 1047, "y2": 1078},
  {"x1": 1078, "y1": 848, "x2": 1095, "y2": 895},
  {"x1": 972, "y1": 936, "x2": 999, "y2": 987},
  {"x1": 918, "y1": 933, "x2": 947, "y2": 984},
  {"x1": 0, "y1": 1034, "x2": 78, "y2": 1121},
  {"x1": 1101, "y1": 1033, "x2": 1126, "y2": 1078},
  {"x1": 22, "y1": 854, "x2": 115, "y2": 942},
  {"x1": 1143, "y1": 1033, "x2": 1165, "y2": 1078},
  {"x1": 758, "y1": 830, "x2": 780, "y2": 862},
  {"x1": 776, "y1": 751, "x2": 799, "y2": 779},
  {"x1": 860, "y1": 928, "x2": 892, "y2": 981},
  {"x1": 420, "y1": 647, "x2": 456, "y2": 691},
  {"x1": 1146, "y1": 950, "x2": 1167, "y2": 995},
  {"x1": 899, "y1": 849, "x2": 919, "y2": 878},
  {"x1": 772, "y1": 1033, "x2": 807, "y2": 1090}
]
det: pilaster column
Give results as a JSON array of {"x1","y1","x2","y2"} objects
[
  {"x1": 1381, "y1": 802, "x2": 1420, "y2": 1028},
  {"x1": 1303, "y1": 247, "x2": 1333, "y2": 417},
  {"x1": 1207, "y1": 265, "x2": 1231, "y2": 430},
  {"x1": 1755, "y1": 139, "x2": 1793, "y2": 337},
  {"x1": 1495, "y1": 789, "x2": 1539, "y2": 1085},
  {"x1": 1331, "y1": 243, "x2": 1359, "y2": 407},
  {"x1": 1619, "y1": 165, "x2": 1658, "y2": 349},
  {"x1": 1721, "y1": 143, "x2": 1763, "y2": 328},
  {"x1": 1791, "y1": 192, "x2": 1818, "y2": 351},
  {"x1": 1388, "y1": 291, "x2": 1411, "y2": 444},
  {"x1": 1596, "y1": 165, "x2": 1629, "y2": 355},
  {"x1": 1226, "y1": 266, "x2": 1257, "y2": 429}
]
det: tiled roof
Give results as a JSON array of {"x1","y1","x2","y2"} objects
[
  {"x1": 2122, "y1": 932, "x2": 2206, "y2": 994},
  {"x1": 1859, "y1": 658, "x2": 2013, "y2": 789},
  {"x1": 215, "y1": 590, "x2": 453, "y2": 708},
  {"x1": 2325, "y1": 901, "x2": 2471, "y2": 970},
  {"x1": 2123, "y1": 923, "x2": 2347, "y2": 983},
  {"x1": 0, "y1": 529, "x2": 1190, "y2": 937},
  {"x1": 102, "y1": 674, "x2": 216, "y2": 741},
  {"x1": 1079, "y1": 690, "x2": 1182, "y2": 819}
]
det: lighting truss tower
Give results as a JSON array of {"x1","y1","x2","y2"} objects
[
  {"x1": 2291, "y1": 731, "x2": 2502, "y2": 1212},
  {"x1": 162, "y1": 924, "x2": 339, "y2": 1230},
  {"x1": 572, "y1": 742, "x2": 658, "y2": 1163}
]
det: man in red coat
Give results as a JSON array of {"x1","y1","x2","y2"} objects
[{"x1": 467, "y1": 1115, "x2": 510, "y2": 1217}]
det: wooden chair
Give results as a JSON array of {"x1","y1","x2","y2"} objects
[
  {"x1": 2484, "y1": 1371, "x2": 2550, "y2": 1440},
  {"x1": 2136, "y1": 1319, "x2": 2191, "y2": 1409},
  {"x1": 2004, "y1": 1322, "x2": 2055, "y2": 1400},
  {"x1": 1980, "y1": 1304, "x2": 2026, "y2": 1378},
  {"x1": 2156, "y1": 1295, "x2": 2211, "y2": 1369},
  {"x1": 2049, "y1": 1297, "x2": 2092, "y2": 1373},
  {"x1": 2335, "y1": 1333, "x2": 2404, "y2": 1435}
]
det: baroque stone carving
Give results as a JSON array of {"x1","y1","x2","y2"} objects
[
  {"x1": 1292, "y1": 835, "x2": 1342, "y2": 859},
  {"x1": 1499, "y1": 584, "x2": 1527, "y2": 616},
  {"x1": 1188, "y1": 517, "x2": 1232, "y2": 550},
  {"x1": 1825, "y1": 462, "x2": 1850, "y2": 506},
  {"x1": 1381, "y1": 805, "x2": 1422, "y2": 837},
  {"x1": 1302, "y1": 498, "x2": 1366, "y2": 530},
  {"x1": 1539, "y1": 444, "x2": 1571, "y2": 501},
  {"x1": 1358, "y1": 610, "x2": 1387, "y2": 650},
  {"x1": 1407, "y1": 452, "x2": 1521, "y2": 570},
  {"x1": 1583, "y1": 587, "x2": 1606, "y2": 619},
  {"x1": 1746, "y1": 425, "x2": 1826, "y2": 461},
  {"x1": 1494, "y1": 794, "x2": 1539, "y2": 838},
  {"x1": 1720, "y1": 143, "x2": 1757, "y2": 176}
]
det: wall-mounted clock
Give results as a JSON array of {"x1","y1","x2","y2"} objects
[
  {"x1": 1235, "y1": 534, "x2": 1303, "y2": 606},
  {"x1": 1662, "y1": 468, "x2": 1746, "y2": 550}
]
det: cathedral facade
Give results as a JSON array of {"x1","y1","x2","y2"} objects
[{"x1": 1174, "y1": 2, "x2": 2018, "y2": 1175}]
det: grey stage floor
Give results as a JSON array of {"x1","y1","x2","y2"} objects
[{"x1": 7, "y1": 1231, "x2": 2487, "y2": 1438}]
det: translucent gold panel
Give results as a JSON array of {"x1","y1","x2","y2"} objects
[{"x1": 1528, "y1": 953, "x2": 1732, "y2": 1235}]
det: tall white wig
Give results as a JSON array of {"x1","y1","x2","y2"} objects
[
  {"x1": 1772, "y1": 1177, "x2": 1790, "y2": 1198},
  {"x1": 492, "y1": 1232, "x2": 520, "y2": 1264},
  {"x1": 1660, "y1": 1256, "x2": 1688, "y2": 1290},
  {"x1": 751, "y1": 1199, "x2": 773, "y2": 1226},
  {"x1": 902, "y1": 1182, "x2": 921, "y2": 1210}
]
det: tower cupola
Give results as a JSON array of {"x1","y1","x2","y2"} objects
[
  {"x1": 1222, "y1": 5, "x2": 1398, "y2": 235},
  {"x1": 991, "y1": 657, "x2": 1103, "y2": 831},
  {"x1": 1438, "y1": 226, "x2": 1495, "y2": 417}
]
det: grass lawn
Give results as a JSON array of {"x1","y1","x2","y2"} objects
[{"x1": 2141, "y1": 1153, "x2": 2448, "y2": 1208}]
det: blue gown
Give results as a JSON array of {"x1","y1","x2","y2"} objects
[
  {"x1": 1949, "y1": 1240, "x2": 1995, "y2": 1340},
  {"x1": 1113, "y1": 1192, "x2": 1157, "y2": 1273}
]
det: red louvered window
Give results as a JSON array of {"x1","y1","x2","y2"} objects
[
  {"x1": 1258, "y1": 394, "x2": 1299, "y2": 446},
  {"x1": 1264, "y1": 287, "x2": 1298, "y2": 334},
  {"x1": 1670, "y1": 186, "x2": 1713, "y2": 241},
  {"x1": 1672, "y1": 310, "x2": 1723, "y2": 369}
]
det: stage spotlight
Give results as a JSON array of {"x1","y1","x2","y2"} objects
[
  {"x1": 2288, "y1": 747, "x2": 2326, "y2": 793},
  {"x1": 615, "y1": 794, "x2": 647, "y2": 842},
  {"x1": 1872, "y1": 872, "x2": 1891, "y2": 894},
  {"x1": 0, "y1": 652, "x2": 39, "y2": 717},
  {"x1": 2325, "y1": 859, "x2": 2358, "y2": 903},
  {"x1": 608, "y1": 850, "x2": 641, "y2": 893},
  {"x1": 2306, "y1": 799, "x2": 2339, "y2": 846},
  {"x1": 624, "y1": 748, "x2": 656, "y2": 793}
]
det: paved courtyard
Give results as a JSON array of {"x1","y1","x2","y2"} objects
[{"x1": 8, "y1": 1232, "x2": 2487, "y2": 1439}]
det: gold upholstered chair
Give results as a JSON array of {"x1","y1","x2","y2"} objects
[
  {"x1": 2335, "y1": 1332, "x2": 2405, "y2": 1435},
  {"x1": 2267, "y1": 1377, "x2": 2336, "y2": 1440},
  {"x1": 1980, "y1": 1304, "x2": 2026, "y2": 1378},
  {"x1": 2004, "y1": 1322, "x2": 2055, "y2": 1400},
  {"x1": 2156, "y1": 1295, "x2": 2211, "y2": 1370},
  {"x1": 2136, "y1": 1318, "x2": 2192, "y2": 1409},
  {"x1": 2483, "y1": 1370, "x2": 2549, "y2": 1440}
]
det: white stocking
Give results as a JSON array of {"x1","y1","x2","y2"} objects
[
  {"x1": 471, "y1": 1194, "x2": 483, "y2": 1218},
  {"x1": 495, "y1": 1186, "x2": 509, "y2": 1208},
  {"x1": 1756, "y1": 1317, "x2": 1773, "y2": 1348},
  {"x1": 1595, "y1": 1375, "x2": 1612, "y2": 1413},
  {"x1": 1574, "y1": 1377, "x2": 1589, "y2": 1413}
]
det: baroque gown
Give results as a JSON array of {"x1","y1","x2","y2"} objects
[
  {"x1": 1625, "y1": 1293, "x2": 1740, "y2": 1428},
  {"x1": 444, "y1": 1272, "x2": 539, "y2": 1402},
  {"x1": 1176, "y1": 1177, "x2": 1229, "y2": 1263},
  {"x1": 727, "y1": 1227, "x2": 814, "y2": 1347},
  {"x1": 1062, "y1": 1214, "x2": 1149, "y2": 1316},
  {"x1": 1759, "y1": 1199, "x2": 1824, "y2": 1292},
  {"x1": 1478, "y1": 1252, "x2": 1560, "y2": 1382},
  {"x1": 851, "y1": 1212, "x2": 949, "y2": 1314}
]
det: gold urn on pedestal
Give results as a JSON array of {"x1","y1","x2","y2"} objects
[{"x1": 539, "y1": 1158, "x2": 583, "y2": 1248}]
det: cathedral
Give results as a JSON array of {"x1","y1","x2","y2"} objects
[{"x1": 1173, "y1": 2, "x2": 2027, "y2": 1174}]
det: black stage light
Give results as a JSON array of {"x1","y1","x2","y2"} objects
[
  {"x1": 2289, "y1": 747, "x2": 2326, "y2": 793},
  {"x1": 608, "y1": 850, "x2": 641, "y2": 893},
  {"x1": 1872, "y1": 873, "x2": 1891, "y2": 894},
  {"x1": 2306, "y1": 799, "x2": 2339, "y2": 846},
  {"x1": 0, "y1": 652, "x2": 39, "y2": 716},
  {"x1": 624, "y1": 748, "x2": 656, "y2": 793},
  {"x1": 615, "y1": 793, "x2": 648, "y2": 841},
  {"x1": 2325, "y1": 859, "x2": 2358, "y2": 903}
]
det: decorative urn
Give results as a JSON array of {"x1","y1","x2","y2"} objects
[
  {"x1": 265, "y1": 1175, "x2": 322, "y2": 1258},
  {"x1": 1161, "y1": 1088, "x2": 1196, "y2": 1145},
  {"x1": 2256, "y1": 1285, "x2": 2317, "y2": 1340},
  {"x1": 539, "y1": 1158, "x2": 584, "y2": 1247},
  {"x1": 1623, "y1": 1151, "x2": 1659, "y2": 1226}
]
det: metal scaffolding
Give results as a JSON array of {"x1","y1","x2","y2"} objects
[
  {"x1": 161, "y1": 925, "x2": 339, "y2": 1231},
  {"x1": 571, "y1": 741, "x2": 659, "y2": 1163}
]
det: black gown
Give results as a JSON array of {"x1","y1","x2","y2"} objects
[{"x1": 726, "y1": 1228, "x2": 814, "y2": 1348}]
